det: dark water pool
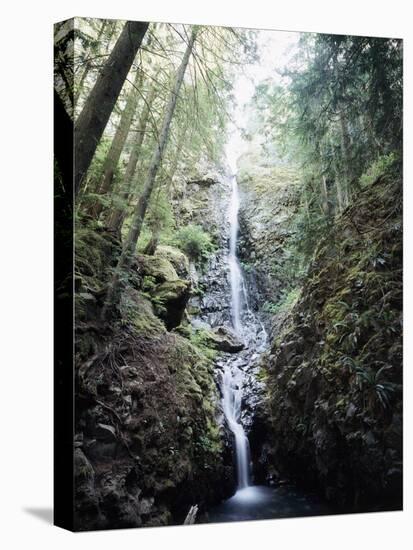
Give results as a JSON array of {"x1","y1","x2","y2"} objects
[{"x1": 204, "y1": 485, "x2": 332, "y2": 524}]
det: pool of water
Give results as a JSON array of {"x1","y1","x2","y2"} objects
[{"x1": 205, "y1": 485, "x2": 332, "y2": 524}]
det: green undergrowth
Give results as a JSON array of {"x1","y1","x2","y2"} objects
[
  {"x1": 274, "y1": 170, "x2": 402, "y2": 408},
  {"x1": 263, "y1": 162, "x2": 402, "y2": 507},
  {"x1": 170, "y1": 224, "x2": 216, "y2": 264},
  {"x1": 74, "y1": 213, "x2": 229, "y2": 523},
  {"x1": 136, "y1": 221, "x2": 216, "y2": 268},
  {"x1": 188, "y1": 328, "x2": 219, "y2": 361},
  {"x1": 263, "y1": 288, "x2": 300, "y2": 315}
]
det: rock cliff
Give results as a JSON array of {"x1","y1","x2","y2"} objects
[
  {"x1": 248, "y1": 171, "x2": 402, "y2": 510},
  {"x1": 73, "y1": 169, "x2": 238, "y2": 530}
]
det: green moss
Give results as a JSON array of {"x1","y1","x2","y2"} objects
[
  {"x1": 189, "y1": 328, "x2": 219, "y2": 361},
  {"x1": 139, "y1": 255, "x2": 178, "y2": 283},
  {"x1": 121, "y1": 291, "x2": 166, "y2": 336},
  {"x1": 156, "y1": 280, "x2": 189, "y2": 302},
  {"x1": 170, "y1": 224, "x2": 215, "y2": 263},
  {"x1": 164, "y1": 334, "x2": 223, "y2": 469},
  {"x1": 155, "y1": 245, "x2": 190, "y2": 277},
  {"x1": 360, "y1": 152, "x2": 398, "y2": 188},
  {"x1": 263, "y1": 288, "x2": 300, "y2": 315}
]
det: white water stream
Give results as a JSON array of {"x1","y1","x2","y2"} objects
[
  {"x1": 222, "y1": 142, "x2": 253, "y2": 489},
  {"x1": 209, "y1": 148, "x2": 330, "y2": 522},
  {"x1": 228, "y1": 176, "x2": 243, "y2": 337}
]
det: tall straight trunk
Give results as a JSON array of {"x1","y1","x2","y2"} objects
[
  {"x1": 339, "y1": 112, "x2": 352, "y2": 204},
  {"x1": 329, "y1": 137, "x2": 344, "y2": 213},
  {"x1": 108, "y1": 80, "x2": 158, "y2": 232},
  {"x1": 333, "y1": 158, "x2": 345, "y2": 213},
  {"x1": 74, "y1": 20, "x2": 107, "y2": 105},
  {"x1": 141, "y1": 128, "x2": 188, "y2": 255},
  {"x1": 303, "y1": 185, "x2": 311, "y2": 223},
  {"x1": 335, "y1": 177, "x2": 344, "y2": 213},
  {"x1": 167, "y1": 124, "x2": 189, "y2": 199},
  {"x1": 141, "y1": 136, "x2": 186, "y2": 255},
  {"x1": 142, "y1": 226, "x2": 161, "y2": 256},
  {"x1": 74, "y1": 20, "x2": 148, "y2": 195},
  {"x1": 102, "y1": 29, "x2": 197, "y2": 318},
  {"x1": 363, "y1": 112, "x2": 383, "y2": 155},
  {"x1": 320, "y1": 175, "x2": 330, "y2": 216},
  {"x1": 92, "y1": 68, "x2": 143, "y2": 217},
  {"x1": 123, "y1": 30, "x2": 196, "y2": 257}
]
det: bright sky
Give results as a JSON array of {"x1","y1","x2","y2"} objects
[{"x1": 225, "y1": 29, "x2": 300, "y2": 173}]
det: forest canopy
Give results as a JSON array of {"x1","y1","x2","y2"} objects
[{"x1": 54, "y1": 20, "x2": 402, "y2": 302}]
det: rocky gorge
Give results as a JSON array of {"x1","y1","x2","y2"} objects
[
  {"x1": 74, "y1": 163, "x2": 251, "y2": 529},
  {"x1": 73, "y1": 143, "x2": 402, "y2": 529}
]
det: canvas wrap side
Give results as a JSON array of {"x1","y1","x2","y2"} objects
[{"x1": 54, "y1": 18, "x2": 75, "y2": 532}]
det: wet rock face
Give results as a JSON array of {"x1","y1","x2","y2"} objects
[
  {"x1": 194, "y1": 255, "x2": 231, "y2": 327},
  {"x1": 177, "y1": 173, "x2": 233, "y2": 328},
  {"x1": 174, "y1": 169, "x2": 262, "y2": 487},
  {"x1": 213, "y1": 159, "x2": 301, "y2": 480},
  {"x1": 179, "y1": 164, "x2": 279, "y2": 489},
  {"x1": 236, "y1": 161, "x2": 300, "y2": 326}
]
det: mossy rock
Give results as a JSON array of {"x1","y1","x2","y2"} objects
[
  {"x1": 204, "y1": 326, "x2": 244, "y2": 353},
  {"x1": 138, "y1": 254, "x2": 178, "y2": 283},
  {"x1": 263, "y1": 174, "x2": 402, "y2": 510},
  {"x1": 155, "y1": 279, "x2": 191, "y2": 330},
  {"x1": 155, "y1": 245, "x2": 190, "y2": 279},
  {"x1": 122, "y1": 290, "x2": 166, "y2": 336}
]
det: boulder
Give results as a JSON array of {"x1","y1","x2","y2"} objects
[
  {"x1": 206, "y1": 326, "x2": 244, "y2": 353},
  {"x1": 138, "y1": 252, "x2": 191, "y2": 330},
  {"x1": 139, "y1": 254, "x2": 178, "y2": 283},
  {"x1": 155, "y1": 245, "x2": 190, "y2": 279},
  {"x1": 95, "y1": 423, "x2": 117, "y2": 441},
  {"x1": 155, "y1": 279, "x2": 191, "y2": 330},
  {"x1": 187, "y1": 177, "x2": 217, "y2": 187}
]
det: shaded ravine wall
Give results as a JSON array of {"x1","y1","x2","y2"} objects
[{"x1": 237, "y1": 156, "x2": 402, "y2": 511}]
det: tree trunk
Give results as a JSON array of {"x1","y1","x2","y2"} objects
[
  {"x1": 122, "y1": 30, "x2": 196, "y2": 258},
  {"x1": 320, "y1": 175, "x2": 330, "y2": 216},
  {"x1": 74, "y1": 20, "x2": 148, "y2": 195},
  {"x1": 335, "y1": 177, "x2": 344, "y2": 213},
  {"x1": 166, "y1": 123, "x2": 189, "y2": 199},
  {"x1": 339, "y1": 112, "x2": 352, "y2": 205},
  {"x1": 107, "y1": 80, "x2": 158, "y2": 232},
  {"x1": 142, "y1": 226, "x2": 160, "y2": 255},
  {"x1": 102, "y1": 29, "x2": 197, "y2": 318},
  {"x1": 303, "y1": 184, "x2": 311, "y2": 222},
  {"x1": 92, "y1": 68, "x2": 143, "y2": 218}
]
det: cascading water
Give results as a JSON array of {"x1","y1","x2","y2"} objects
[
  {"x1": 228, "y1": 176, "x2": 243, "y2": 337},
  {"x1": 222, "y1": 160, "x2": 252, "y2": 489},
  {"x1": 222, "y1": 361, "x2": 250, "y2": 488},
  {"x1": 203, "y1": 136, "x2": 330, "y2": 523},
  {"x1": 206, "y1": 155, "x2": 331, "y2": 524}
]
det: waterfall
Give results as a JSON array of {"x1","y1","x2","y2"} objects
[
  {"x1": 222, "y1": 170, "x2": 251, "y2": 490},
  {"x1": 228, "y1": 176, "x2": 243, "y2": 336},
  {"x1": 222, "y1": 363, "x2": 250, "y2": 488}
]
